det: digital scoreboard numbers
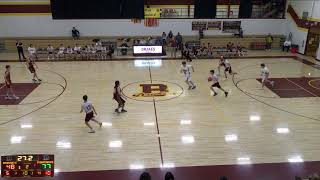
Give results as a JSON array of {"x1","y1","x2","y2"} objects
[{"x1": 1, "y1": 154, "x2": 54, "y2": 177}]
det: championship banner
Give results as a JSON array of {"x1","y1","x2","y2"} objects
[
  {"x1": 144, "y1": 8, "x2": 161, "y2": 18},
  {"x1": 207, "y1": 21, "x2": 222, "y2": 30}
]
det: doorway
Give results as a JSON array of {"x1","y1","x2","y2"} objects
[{"x1": 306, "y1": 27, "x2": 320, "y2": 58}]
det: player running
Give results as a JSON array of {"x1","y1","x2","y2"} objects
[
  {"x1": 208, "y1": 70, "x2": 228, "y2": 97},
  {"x1": 80, "y1": 95, "x2": 102, "y2": 133},
  {"x1": 260, "y1": 63, "x2": 274, "y2": 88},
  {"x1": 3, "y1": 65, "x2": 19, "y2": 100},
  {"x1": 180, "y1": 61, "x2": 196, "y2": 90},
  {"x1": 218, "y1": 56, "x2": 226, "y2": 75},
  {"x1": 26, "y1": 57, "x2": 42, "y2": 83},
  {"x1": 223, "y1": 59, "x2": 234, "y2": 79}
]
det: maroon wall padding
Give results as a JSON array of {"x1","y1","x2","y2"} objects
[{"x1": 0, "y1": 5, "x2": 51, "y2": 13}]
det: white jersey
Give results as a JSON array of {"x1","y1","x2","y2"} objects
[
  {"x1": 224, "y1": 59, "x2": 231, "y2": 68},
  {"x1": 74, "y1": 46, "x2": 81, "y2": 52},
  {"x1": 47, "y1": 46, "x2": 54, "y2": 53},
  {"x1": 211, "y1": 74, "x2": 219, "y2": 84},
  {"x1": 261, "y1": 67, "x2": 270, "y2": 77},
  {"x1": 28, "y1": 47, "x2": 36, "y2": 54},
  {"x1": 59, "y1": 47, "x2": 65, "y2": 52},
  {"x1": 66, "y1": 48, "x2": 73, "y2": 54},
  {"x1": 181, "y1": 65, "x2": 192, "y2": 77},
  {"x1": 82, "y1": 101, "x2": 93, "y2": 114}
]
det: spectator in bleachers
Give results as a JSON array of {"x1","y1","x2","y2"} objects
[
  {"x1": 139, "y1": 172, "x2": 151, "y2": 180},
  {"x1": 192, "y1": 46, "x2": 198, "y2": 57},
  {"x1": 168, "y1": 30, "x2": 173, "y2": 40},
  {"x1": 16, "y1": 41, "x2": 26, "y2": 61},
  {"x1": 175, "y1": 32, "x2": 183, "y2": 50},
  {"x1": 72, "y1": 27, "x2": 80, "y2": 40},
  {"x1": 66, "y1": 46, "x2": 73, "y2": 59},
  {"x1": 169, "y1": 38, "x2": 177, "y2": 58},
  {"x1": 226, "y1": 42, "x2": 233, "y2": 52},
  {"x1": 57, "y1": 44, "x2": 65, "y2": 59},
  {"x1": 282, "y1": 40, "x2": 291, "y2": 52},
  {"x1": 162, "y1": 32, "x2": 167, "y2": 45},
  {"x1": 47, "y1": 44, "x2": 55, "y2": 60},
  {"x1": 266, "y1": 33, "x2": 273, "y2": 51},
  {"x1": 220, "y1": 176, "x2": 228, "y2": 180},
  {"x1": 239, "y1": 27, "x2": 244, "y2": 38},
  {"x1": 237, "y1": 43, "x2": 244, "y2": 56},
  {"x1": 208, "y1": 43, "x2": 213, "y2": 56},
  {"x1": 74, "y1": 44, "x2": 82, "y2": 59},
  {"x1": 165, "y1": 172, "x2": 174, "y2": 180}
]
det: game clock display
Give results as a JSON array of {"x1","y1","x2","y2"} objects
[{"x1": 1, "y1": 154, "x2": 54, "y2": 177}]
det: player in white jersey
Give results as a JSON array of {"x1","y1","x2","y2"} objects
[
  {"x1": 260, "y1": 63, "x2": 274, "y2": 88},
  {"x1": 80, "y1": 95, "x2": 102, "y2": 133},
  {"x1": 223, "y1": 59, "x2": 234, "y2": 79},
  {"x1": 57, "y1": 44, "x2": 65, "y2": 59},
  {"x1": 180, "y1": 61, "x2": 196, "y2": 90},
  {"x1": 208, "y1": 70, "x2": 228, "y2": 97},
  {"x1": 47, "y1": 45, "x2": 55, "y2": 60},
  {"x1": 28, "y1": 44, "x2": 38, "y2": 59}
]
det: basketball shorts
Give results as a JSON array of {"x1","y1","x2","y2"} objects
[
  {"x1": 212, "y1": 82, "x2": 221, "y2": 88},
  {"x1": 184, "y1": 75, "x2": 192, "y2": 82},
  {"x1": 85, "y1": 112, "x2": 94, "y2": 122},
  {"x1": 225, "y1": 67, "x2": 232, "y2": 74},
  {"x1": 28, "y1": 66, "x2": 35, "y2": 73},
  {"x1": 6, "y1": 82, "x2": 11, "y2": 88}
]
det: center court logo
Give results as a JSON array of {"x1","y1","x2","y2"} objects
[
  {"x1": 122, "y1": 80, "x2": 184, "y2": 102},
  {"x1": 133, "y1": 84, "x2": 168, "y2": 97}
]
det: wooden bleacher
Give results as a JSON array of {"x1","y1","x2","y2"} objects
[
  {"x1": 200, "y1": 35, "x2": 284, "y2": 49},
  {"x1": 1, "y1": 35, "x2": 284, "y2": 52}
]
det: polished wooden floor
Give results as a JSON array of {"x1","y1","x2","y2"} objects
[{"x1": 0, "y1": 55, "x2": 320, "y2": 173}]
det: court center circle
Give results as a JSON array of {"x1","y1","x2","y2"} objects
[
  {"x1": 308, "y1": 79, "x2": 320, "y2": 90},
  {"x1": 122, "y1": 80, "x2": 184, "y2": 102}
]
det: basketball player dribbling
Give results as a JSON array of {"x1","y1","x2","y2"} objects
[
  {"x1": 180, "y1": 61, "x2": 196, "y2": 90},
  {"x1": 260, "y1": 63, "x2": 274, "y2": 88},
  {"x1": 80, "y1": 95, "x2": 102, "y2": 133},
  {"x1": 26, "y1": 57, "x2": 42, "y2": 83},
  {"x1": 208, "y1": 70, "x2": 228, "y2": 97},
  {"x1": 3, "y1": 65, "x2": 19, "y2": 100},
  {"x1": 113, "y1": 80, "x2": 127, "y2": 113}
]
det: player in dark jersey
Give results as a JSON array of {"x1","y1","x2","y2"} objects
[
  {"x1": 26, "y1": 57, "x2": 41, "y2": 83},
  {"x1": 113, "y1": 80, "x2": 127, "y2": 113},
  {"x1": 3, "y1": 65, "x2": 19, "y2": 100}
]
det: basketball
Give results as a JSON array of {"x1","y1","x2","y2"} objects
[{"x1": 208, "y1": 77, "x2": 213, "y2": 81}]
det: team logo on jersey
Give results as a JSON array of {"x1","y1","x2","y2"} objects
[{"x1": 133, "y1": 84, "x2": 168, "y2": 97}]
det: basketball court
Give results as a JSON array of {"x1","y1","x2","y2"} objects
[
  {"x1": 0, "y1": 54, "x2": 320, "y2": 179},
  {"x1": 1, "y1": 0, "x2": 320, "y2": 179}
]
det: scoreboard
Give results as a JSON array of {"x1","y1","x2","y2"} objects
[{"x1": 1, "y1": 154, "x2": 54, "y2": 177}]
